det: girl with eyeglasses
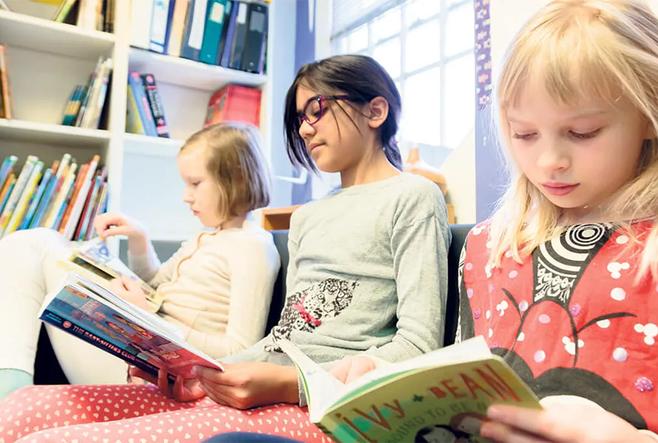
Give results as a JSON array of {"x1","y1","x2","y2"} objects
[{"x1": 0, "y1": 55, "x2": 451, "y2": 443}]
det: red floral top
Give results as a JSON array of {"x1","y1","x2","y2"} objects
[{"x1": 459, "y1": 220, "x2": 658, "y2": 431}]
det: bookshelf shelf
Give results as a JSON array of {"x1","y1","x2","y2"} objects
[
  {"x1": 122, "y1": 133, "x2": 184, "y2": 158},
  {"x1": 0, "y1": 9, "x2": 115, "y2": 59},
  {"x1": 0, "y1": 119, "x2": 110, "y2": 147},
  {"x1": 128, "y1": 48, "x2": 267, "y2": 91}
]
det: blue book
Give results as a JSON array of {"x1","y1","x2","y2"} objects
[
  {"x1": 0, "y1": 156, "x2": 17, "y2": 188},
  {"x1": 180, "y1": 0, "x2": 209, "y2": 61},
  {"x1": 219, "y1": 0, "x2": 239, "y2": 67},
  {"x1": 200, "y1": 0, "x2": 228, "y2": 65},
  {"x1": 0, "y1": 181, "x2": 15, "y2": 217},
  {"x1": 21, "y1": 168, "x2": 52, "y2": 230},
  {"x1": 149, "y1": 0, "x2": 176, "y2": 54},
  {"x1": 128, "y1": 71, "x2": 158, "y2": 137},
  {"x1": 30, "y1": 167, "x2": 62, "y2": 228},
  {"x1": 227, "y1": 0, "x2": 248, "y2": 70}
]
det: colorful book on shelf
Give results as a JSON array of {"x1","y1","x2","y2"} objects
[
  {"x1": 58, "y1": 162, "x2": 88, "y2": 235},
  {"x1": 219, "y1": 0, "x2": 239, "y2": 67},
  {"x1": 84, "y1": 182, "x2": 107, "y2": 240},
  {"x1": 126, "y1": 85, "x2": 146, "y2": 136},
  {"x1": 127, "y1": 71, "x2": 158, "y2": 137},
  {"x1": 215, "y1": 0, "x2": 233, "y2": 65},
  {"x1": 200, "y1": 0, "x2": 229, "y2": 65},
  {"x1": 0, "y1": 44, "x2": 13, "y2": 119},
  {"x1": 181, "y1": 0, "x2": 209, "y2": 62},
  {"x1": 53, "y1": 0, "x2": 78, "y2": 22},
  {"x1": 141, "y1": 74, "x2": 170, "y2": 138},
  {"x1": 32, "y1": 154, "x2": 71, "y2": 229},
  {"x1": 62, "y1": 155, "x2": 100, "y2": 240},
  {"x1": 75, "y1": 57, "x2": 103, "y2": 127},
  {"x1": 61, "y1": 85, "x2": 83, "y2": 126},
  {"x1": 149, "y1": 0, "x2": 176, "y2": 54},
  {"x1": 278, "y1": 337, "x2": 541, "y2": 443},
  {"x1": 130, "y1": 0, "x2": 154, "y2": 49},
  {"x1": 227, "y1": 0, "x2": 249, "y2": 70},
  {"x1": 241, "y1": 1, "x2": 267, "y2": 74},
  {"x1": 21, "y1": 167, "x2": 54, "y2": 231},
  {"x1": 75, "y1": 166, "x2": 106, "y2": 241},
  {"x1": 80, "y1": 58, "x2": 112, "y2": 129},
  {"x1": 39, "y1": 272, "x2": 222, "y2": 380},
  {"x1": 45, "y1": 162, "x2": 78, "y2": 230},
  {"x1": 0, "y1": 174, "x2": 16, "y2": 216},
  {"x1": 0, "y1": 156, "x2": 18, "y2": 190},
  {"x1": 5, "y1": 160, "x2": 44, "y2": 237},
  {"x1": 0, "y1": 156, "x2": 38, "y2": 238},
  {"x1": 166, "y1": 0, "x2": 189, "y2": 56},
  {"x1": 205, "y1": 84, "x2": 261, "y2": 128}
]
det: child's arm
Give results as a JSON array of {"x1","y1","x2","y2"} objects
[{"x1": 179, "y1": 236, "x2": 281, "y2": 357}]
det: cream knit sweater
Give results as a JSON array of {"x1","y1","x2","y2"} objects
[{"x1": 128, "y1": 220, "x2": 280, "y2": 360}]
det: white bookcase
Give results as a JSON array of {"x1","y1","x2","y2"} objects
[{"x1": 0, "y1": 0, "x2": 291, "y2": 249}]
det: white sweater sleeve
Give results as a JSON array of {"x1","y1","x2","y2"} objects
[
  {"x1": 184, "y1": 235, "x2": 281, "y2": 357},
  {"x1": 128, "y1": 238, "x2": 192, "y2": 288}
]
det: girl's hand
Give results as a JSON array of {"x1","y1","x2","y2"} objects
[
  {"x1": 481, "y1": 402, "x2": 655, "y2": 443},
  {"x1": 128, "y1": 367, "x2": 205, "y2": 402},
  {"x1": 94, "y1": 212, "x2": 149, "y2": 255},
  {"x1": 329, "y1": 355, "x2": 377, "y2": 383},
  {"x1": 110, "y1": 276, "x2": 149, "y2": 310},
  {"x1": 193, "y1": 362, "x2": 299, "y2": 410}
]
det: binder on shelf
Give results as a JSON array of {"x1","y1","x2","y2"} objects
[
  {"x1": 228, "y1": 1, "x2": 249, "y2": 70},
  {"x1": 130, "y1": 0, "x2": 154, "y2": 49},
  {"x1": 141, "y1": 74, "x2": 170, "y2": 138},
  {"x1": 219, "y1": 0, "x2": 239, "y2": 67},
  {"x1": 181, "y1": 0, "x2": 209, "y2": 62},
  {"x1": 127, "y1": 71, "x2": 158, "y2": 137},
  {"x1": 241, "y1": 1, "x2": 268, "y2": 73},
  {"x1": 149, "y1": 0, "x2": 176, "y2": 54},
  {"x1": 200, "y1": 0, "x2": 228, "y2": 65},
  {"x1": 166, "y1": 0, "x2": 190, "y2": 57},
  {"x1": 215, "y1": 0, "x2": 233, "y2": 65}
]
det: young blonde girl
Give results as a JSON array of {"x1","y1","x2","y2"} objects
[
  {"x1": 0, "y1": 123, "x2": 280, "y2": 398},
  {"x1": 0, "y1": 55, "x2": 451, "y2": 443},
  {"x1": 458, "y1": 0, "x2": 658, "y2": 441}
]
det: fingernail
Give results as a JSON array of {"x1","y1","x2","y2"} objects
[
  {"x1": 192, "y1": 366, "x2": 200, "y2": 376},
  {"x1": 487, "y1": 405, "x2": 503, "y2": 419}
]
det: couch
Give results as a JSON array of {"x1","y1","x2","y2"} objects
[{"x1": 33, "y1": 224, "x2": 474, "y2": 384}]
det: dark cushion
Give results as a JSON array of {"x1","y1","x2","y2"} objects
[{"x1": 445, "y1": 224, "x2": 474, "y2": 346}]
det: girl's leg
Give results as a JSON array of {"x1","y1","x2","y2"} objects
[{"x1": 1, "y1": 385, "x2": 330, "y2": 443}]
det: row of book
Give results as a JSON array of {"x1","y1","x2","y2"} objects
[
  {"x1": 0, "y1": 45, "x2": 12, "y2": 119},
  {"x1": 0, "y1": 154, "x2": 109, "y2": 241},
  {"x1": 0, "y1": 0, "x2": 115, "y2": 33},
  {"x1": 60, "y1": 57, "x2": 113, "y2": 130},
  {"x1": 131, "y1": 0, "x2": 269, "y2": 74},
  {"x1": 126, "y1": 71, "x2": 170, "y2": 138}
]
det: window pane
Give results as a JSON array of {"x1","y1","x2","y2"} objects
[
  {"x1": 402, "y1": 67, "x2": 441, "y2": 145},
  {"x1": 347, "y1": 25, "x2": 368, "y2": 53},
  {"x1": 405, "y1": 19, "x2": 440, "y2": 73},
  {"x1": 448, "y1": 0, "x2": 471, "y2": 7},
  {"x1": 445, "y1": 55, "x2": 475, "y2": 148},
  {"x1": 333, "y1": 36, "x2": 348, "y2": 55},
  {"x1": 373, "y1": 38, "x2": 401, "y2": 78},
  {"x1": 405, "y1": 0, "x2": 441, "y2": 27},
  {"x1": 372, "y1": 6, "x2": 401, "y2": 43},
  {"x1": 446, "y1": 2, "x2": 475, "y2": 57}
]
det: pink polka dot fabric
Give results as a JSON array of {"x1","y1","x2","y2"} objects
[{"x1": 0, "y1": 385, "x2": 330, "y2": 443}]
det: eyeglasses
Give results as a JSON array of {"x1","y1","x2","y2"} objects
[{"x1": 297, "y1": 95, "x2": 351, "y2": 127}]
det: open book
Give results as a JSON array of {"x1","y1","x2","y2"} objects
[
  {"x1": 59, "y1": 237, "x2": 163, "y2": 312},
  {"x1": 39, "y1": 272, "x2": 223, "y2": 380},
  {"x1": 278, "y1": 337, "x2": 541, "y2": 443}
]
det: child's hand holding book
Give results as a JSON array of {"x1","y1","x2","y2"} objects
[
  {"x1": 109, "y1": 275, "x2": 150, "y2": 311},
  {"x1": 94, "y1": 212, "x2": 149, "y2": 255}
]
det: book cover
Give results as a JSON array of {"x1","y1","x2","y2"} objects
[
  {"x1": 39, "y1": 272, "x2": 223, "y2": 380},
  {"x1": 140, "y1": 74, "x2": 170, "y2": 138},
  {"x1": 128, "y1": 71, "x2": 157, "y2": 137},
  {"x1": 166, "y1": 0, "x2": 190, "y2": 56},
  {"x1": 31, "y1": 153, "x2": 71, "y2": 228},
  {"x1": 218, "y1": 0, "x2": 238, "y2": 67},
  {"x1": 240, "y1": 1, "x2": 267, "y2": 73},
  {"x1": 200, "y1": 0, "x2": 228, "y2": 65},
  {"x1": 130, "y1": 0, "x2": 154, "y2": 49},
  {"x1": 180, "y1": 0, "x2": 209, "y2": 61},
  {"x1": 278, "y1": 337, "x2": 541, "y2": 443},
  {"x1": 228, "y1": 1, "x2": 249, "y2": 70}
]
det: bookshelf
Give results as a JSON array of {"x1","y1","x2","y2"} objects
[{"x1": 0, "y1": 0, "x2": 284, "y2": 248}]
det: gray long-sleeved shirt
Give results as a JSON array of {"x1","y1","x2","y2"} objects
[{"x1": 224, "y1": 173, "x2": 451, "y2": 401}]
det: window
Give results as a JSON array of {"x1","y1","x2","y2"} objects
[{"x1": 331, "y1": 0, "x2": 475, "y2": 151}]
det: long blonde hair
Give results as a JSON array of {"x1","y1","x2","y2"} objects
[{"x1": 489, "y1": 0, "x2": 658, "y2": 279}]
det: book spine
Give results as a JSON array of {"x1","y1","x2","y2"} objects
[
  {"x1": 54, "y1": 0, "x2": 78, "y2": 22},
  {"x1": 90, "y1": 59, "x2": 112, "y2": 129},
  {"x1": 58, "y1": 163, "x2": 88, "y2": 234},
  {"x1": 149, "y1": 0, "x2": 172, "y2": 54},
  {"x1": 0, "y1": 173, "x2": 15, "y2": 216},
  {"x1": 75, "y1": 168, "x2": 105, "y2": 240},
  {"x1": 86, "y1": 184, "x2": 107, "y2": 240},
  {"x1": 5, "y1": 161, "x2": 44, "y2": 235},
  {"x1": 75, "y1": 58, "x2": 103, "y2": 127},
  {"x1": 45, "y1": 163, "x2": 77, "y2": 229},
  {"x1": 130, "y1": 0, "x2": 154, "y2": 49},
  {"x1": 127, "y1": 71, "x2": 157, "y2": 137},
  {"x1": 80, "y1": 59, "x2": 108, "y2": 129},
  {"x1": 52, "y1": 175, "x2": 77, "y2": 231},
  {"x1": 125, "y1": 85, "x2": 146, "y2": 135},
  {"x1": 199, "y1": 0, "x2": 228, "y2": 65},
  {"x1": 31, "y1": 154, "x2": 70, "y2": 228},
  {"x1": 219, "y1": 1, "x2": 238, "y2": 67},
  {"x1": 40, "y1": 308, "x2": 166, "y2": 381},
  {"x1": 180, "y1": 0, "x2": 208, "y2": 61},
  {"x1": 0, "y1": 45, "x2": 13, "y2": 119},
  {"x1": 166, "y1": 0, "x2": 189, "y2": 56},
  {"x1": 140, "y1": 74, "x2": 170, "y2": 138},
  {"x1": 0, "y1": 156, "x2": 38, "y2": 238},
  {"x1": 241, "y1": 1, "x2": 267, "y2": 73},
  {"x1": 0, "y1": 155, "x2": 18, "y2": 188},
  {"x1": 21, "y1": 168, "x2": 52, "y2": 230},
  {"x1": 228, "y1": 1, "x2": 248, "y2": 70},
  {"x1": 61, "y1": 85, "x2": 81, "y2": 125},
  {"x1": 64, "y1": 155, "x2": 100, "y2": 240}
]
